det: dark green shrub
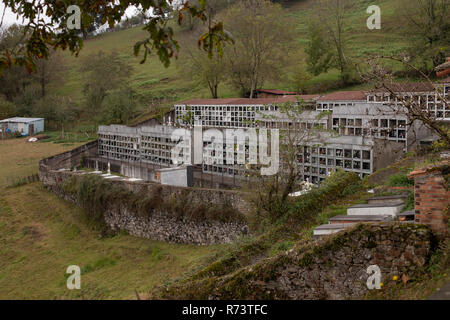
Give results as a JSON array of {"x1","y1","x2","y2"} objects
[
  {"x1": 289, "y1": 170, "x2": 362, "y2": 221},
  {"x1": 387, "y1": 173, "x2": 414, "y2": 187}
]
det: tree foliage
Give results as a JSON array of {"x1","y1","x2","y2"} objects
[
  {"x1": 306, "y1": 0, "x2": 356, "y2": 84},
  {"x1": 0, "y1": 24, "x2": 65, "y2": 102},
  {"x1": 178, "y1": 28, "x2": 225, "y2": 98},
  {"x1": 100, "y1": 88, "x2": 138, "y2": 125},
  {"x1": 0, "y1": 99, "x2": 16, "y2": 119},
  {"x1": 396, "y1": 0, "x2": 449, "y2": 72},
  {"x1": 31, "y1": 50, "x2": 65, "y2": 98},
  {"x1": 305, "y1": 22, "x2": 333, "y2": 76},
  {"x1": 220, "y1": 0, "x2": 296, "y2": 98},
  {"x1": 0, "y1": 0, "x2": 233, "y2": 72},
  {"x1": 80, "y1": 50, "x2": 133, "y2": 111}
]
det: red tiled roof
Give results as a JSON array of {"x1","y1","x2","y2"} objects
[
  {"x1": 177, "y1": 95, "x2": 320, "y2": 106},
  {"x1": 435, "y1": 60, "x2": 450, "y2": 71},
  {"x1": 370, "y1": 82, "x2": 435, "y2": 93},
  {"x1": 317, "y1": 91, "x2": 366, "y2": 101},
  {"x1": 257, "y1": 89, "x2": 297, "y2": 95},
  {"x1": 439, "y1": 76, "x2": 450, "y2": 83}
]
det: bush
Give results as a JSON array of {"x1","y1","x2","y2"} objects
[
  {"x1": 387, "y1": 173, "x2": 414, "y2": 187},
  {"x1": 62, "y1": 175, "x2": 245, "y2": 228},
  {"x1": 289, "y1": 170, "x2": 362, "y2": 222},
  {"x1": 0, "y1": 99, "x2": 17, "y2": 119}
]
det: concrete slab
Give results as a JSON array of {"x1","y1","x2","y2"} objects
[
  {"x1": 329, "y1": 215, "x2": 392, "y2": 224},
  {"x1": 428, "y1": 282, "x2": 450, "y2": 300},
  {"x1": 313, "y1": 223, "x2": 356, "y2": 236},
  {"x1": 347, "y1": 202, "x2": 404, "y2": 217},
  {"x1": 367, "y1": 194, "x2": 408, "y2": 205}
]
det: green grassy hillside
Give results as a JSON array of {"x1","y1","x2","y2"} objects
[
  {"x1": 0, "y1": 138, "x2": 224, "y2": 299},
  {"x1": 51, "y1": 0, "x2": 410, "y2": 106}
]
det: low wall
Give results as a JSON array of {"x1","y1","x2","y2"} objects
[
  {"x1": 39, "y1": 142, "x2": 250, "y2": 245},
  {"x1": 39, "y1": 140, "x2": 98, "y2": 171},
  {"x1": 164, "y1": 223, "x2": 435, "y2": 299}
]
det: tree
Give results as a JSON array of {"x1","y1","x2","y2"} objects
[
  {"x1": 0, "y1": 99, "x2": 16, "y2": 119},
  {"x1": 178, "y1": 0, "x2": 237, "y2": 31},
  {"x1": 307, "y1": 0, "x2": 355, "y2": 84},
  {"x1": 32, "y1": 95, "x2": 81, "y2": 134},
  {"x1": 361, "y1": 55, "x2": 450, "y2": 147},
  {"x1": 305, "y1": 22, "x2": 333, "y2": 76},
  {"x1": 397, "y1": 0, "x2": 449, "y2": 72},
  {"x1": 0, "y1": 1, "x2": 232, "y2": 71},
  {"x1": 0, "y1": 24, "x2": 32, "y2": 101},
  {"x1": 81, "y1": 51, "x2": 133, "y2": 111},
  {"x1": 178, "y1": 29, "x2": 225, "y2": 98},
  {"x1": 248, "y1": 100, "x2": 328, "y2": 221},
  {"x1": 220, "y1": 0, "x2": 296, "y2": 98},
  {"x1": 100, "y1": 88, "x2": 138, "y2": 125},
  {"x1": 32, "y1": 50, "x2": 65, "y2": 98},
  {"x1": 291, "y1": 61, "x2": 312, "y2": 94}
]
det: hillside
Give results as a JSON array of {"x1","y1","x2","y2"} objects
[
  {"x1": 0, "y1": 138, "x2": 225, "y2": 299},
  {"x1": 51, "y1": 0, "x2": 410, "y2": 107}
]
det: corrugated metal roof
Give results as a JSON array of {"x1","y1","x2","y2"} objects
[{"x1": 0, "y1": 117, "x2": 44, "y2": 123}]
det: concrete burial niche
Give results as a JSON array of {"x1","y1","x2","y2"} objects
[
  {"x1": 347, "y1": 202, "x2": 405, "y2": 217},
  {"x1": 155, "y1": 165, "x2": 194, "y2": 188}
]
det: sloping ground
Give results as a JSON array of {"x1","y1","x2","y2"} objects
[
  {"x1": 0, "y1": 138, "x2": 84, "y2": 187},
  {"x1": 157, "y1": 151, "x2": 449, "y2": 300},
  {"x1": 0, "y1": 139, "x2": 224, "y2": 299},
  {"x1": 161, "y1": 223, "x2": 434, "y2": 300}
]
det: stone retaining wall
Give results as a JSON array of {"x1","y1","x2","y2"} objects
[
  {"x1": 38, "y1": 142, "x2": 250, "y2": 245},
  {"x1": 164, "y1": 223, "x2": 435, "y2": 299}
]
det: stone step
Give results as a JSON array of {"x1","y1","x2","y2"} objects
[
  {"x1": 313, "y1": 223, "x2": 356, "y2": 237},
  {"x1": 397, "y1": 210, "x2": 415, "y2": 221},
  {"x1": 347, "y1": 202, "x2": 404, "y2": 217},
  {"x1": 329, "y1": 215, "x2": 392, "y2": 224},
  {"x1": 367, "y1": 194, "x2": 408, "y2": 205}
]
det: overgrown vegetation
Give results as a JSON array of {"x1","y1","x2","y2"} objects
[
  {"x1": 62, "y1": 175, "x2": 245, "y2": 232},
  {"x1": 387, "y1": 173, "x2": 415, "y2": 187},
  {"x1": 157, "y1": 170, "x2": 364, "y2": 291}
]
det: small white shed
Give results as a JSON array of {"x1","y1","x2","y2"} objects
[{"x1": 0, "y1": 117, "x2": 45, "y2": 136}]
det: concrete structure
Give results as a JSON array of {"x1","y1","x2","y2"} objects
[
  {"x1": 366, "y1": 194, "x2": 409, "y2": 205},
  {"x1": 98, "y1": 124, "x2": 191, "y2": 166},
  {"x1": 346, "y1": 202, "x2": 405, "y2": 217},
  {"x1": 313, "y1": 193, "x2": 412, "y2": 237},
  {"x1": 297, "y1": 134, "x2": 404, "y2": 183},
  {"x1": 328, "y1": 215, "x2": 391, "y2": 224},
  {"x1": 312, "y1": 223, "x2": 356, "y2": 236},
  {"x1": 0, "y1": 117, "x2": 44, "y2": 136},
  {"x1": 156, "y1": 166, "x2": 194, "y2": 188},
  {"x1": 97, "y1": 79, "x2": 448, "y2": 187}
]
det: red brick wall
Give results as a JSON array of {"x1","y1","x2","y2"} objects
[{"x1": 411, "y1": 169, "x2": 449, "y2": 236}]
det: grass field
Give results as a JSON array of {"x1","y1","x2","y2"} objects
[
  {"x1": 50, "y1": 0, "x2": 411, "y2": 106},
  {"x1": 0, "y1": 138, "x2": 224, "y2": 299}
]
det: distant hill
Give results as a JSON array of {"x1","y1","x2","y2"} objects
[{"x1": 52, "y1": 0, "x2": 409, "y2": 106}]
